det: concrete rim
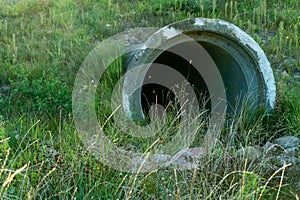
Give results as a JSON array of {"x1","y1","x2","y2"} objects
[{"x1": 141, "y1": 17, "x2": 276, "y2": 110}]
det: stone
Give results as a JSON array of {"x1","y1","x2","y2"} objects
[
  {"x1": 130, "y1": 153, "x2": 171, "y2": 172},
  {"x1": 170, "y1": 147, "x2": 207, "y2": 170},
  {"x1": 262, "y1": 141, "x2": 274, "y2": 152},
  {"x1": 130, "y1": 147, "x2": 207, "y2": 171},
  {"x1": 262, "y1": 141, "x2": 284, "y2": 156},
  {"x1": 236, "y1": 146, "x2": 262, "y2": 161},
  {"x1": 274, "y1": 154, "x2": 300, "y2": 167},
  {"x1": 259, "y1": 136, "x2": 300, "y2": 180},
  {"x1": 283, "y1": 147, "x2": 299, "y2": 157},
  {"x1": 274, "y1": 136, "x2": 300, "y2": 149}
]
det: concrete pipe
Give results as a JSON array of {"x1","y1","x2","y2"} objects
[{"x1": 123, "y1": 18, "x2": 276, "y2": 121}]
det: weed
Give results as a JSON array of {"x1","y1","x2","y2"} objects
[{"x1": 0, "y1": 0, "x2": 299, "y2": 199}]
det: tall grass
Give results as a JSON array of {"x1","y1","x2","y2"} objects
[{"x1": 0, "y1": 0, "x2": 299, "y2": 199}]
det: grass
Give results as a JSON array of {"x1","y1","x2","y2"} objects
[{"x1": 0, "y1": 0, "x2": 299, "y2": 199}]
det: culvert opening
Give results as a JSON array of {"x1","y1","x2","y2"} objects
[
  {"x1": 141, "y1": 46, "x2": 211, "y2": 119},
  {"x1": 140, "y1": 30, "x2": 264, "y2": 119},
  {"x1": 123, "y1": 18, "x2": 276, "y2": 123}
]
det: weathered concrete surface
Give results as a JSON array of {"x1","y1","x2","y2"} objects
[{"x1": 123, "y1": 18, "x2": 276, "y2": 121}]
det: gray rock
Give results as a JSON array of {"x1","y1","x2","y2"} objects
[
  {"x1": 262, "y1": 141, "x2": 284, "y2": 156},
  {"x1": 130, "y1": 147, "x2": 207, "y2": 171},
  {"x1": 260, "y1": 136, "x2": 300, "y2": 178},
  {"x1": 236, "y1": 146, "x2": 262, "y2": 161},
  {"x1": 262, "y1": 141, "x2": 274, "y2": 151},
  {"x1": 274, "y1": 136, "x2": 300, "y2": 148},
  {"x1": 274, "y1": 154, "x2": 300, "y2": 167},
  {"x1": 130, "y1": 153, "x2": 171, "y2": 172},
  {"x1": 283, "y1": 147, "x2": 299, "y2": 157},
  {"x1": 170, "y1": 147, "x2": 207, "y2": 170}
]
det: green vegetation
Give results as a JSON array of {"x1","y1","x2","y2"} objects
[{"x1": 0, "y1": 0, "x2": 299, "y2": 199}]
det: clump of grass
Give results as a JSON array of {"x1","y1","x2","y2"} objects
[
  {"x1": 1, "y1": 97, "x2": 298, "y2": 199},
  {"x1": 0, "y1": 0, "x2": 299, "y2": 199}
]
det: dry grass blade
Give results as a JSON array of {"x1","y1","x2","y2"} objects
[
  {"x1": 276, "y1": 161, "x2": 286, "y2": 200},
  {"x1": 258, "y1": 162, "x2": 292, "y2": 200},
  {"x1": 2, "y1": 164, "x2": 27, "y2": 188}
]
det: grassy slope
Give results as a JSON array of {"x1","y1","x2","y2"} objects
[{"x1": 0, "y1": 0, "x2": 299, "y2": 199}]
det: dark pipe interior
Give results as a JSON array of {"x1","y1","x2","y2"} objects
[
  {"x1": 140, "y1": 38, "x2": 249, "y2": 118},
  {"x1": 199, "y1": 41, "x2": 248, "y2": 112},
  {"x1": 141, "y1": 49, "x2": 211, "y2": 117}
]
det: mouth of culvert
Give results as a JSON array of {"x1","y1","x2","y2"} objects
[{"x1": 141, "y1": 49, "x2": 212, "y2": 120}]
